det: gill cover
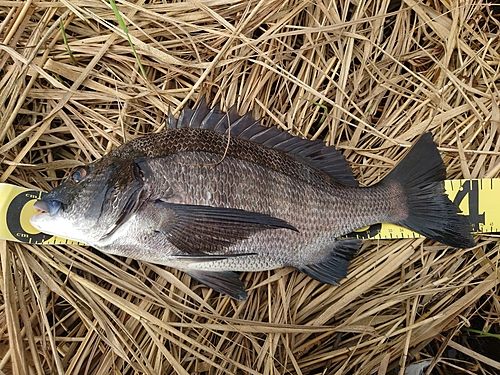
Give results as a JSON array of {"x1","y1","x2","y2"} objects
[{"x1": 97, "y1": 160, "x2": 147, "y2": 240}]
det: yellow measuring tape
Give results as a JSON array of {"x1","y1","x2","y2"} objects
[
  {"x1": 0, "y1": 183, "x2": 82, "y2": 245},
  {"x1": 0, "y1": 180, "x2": 497, "y2": 245},
  {"x1": 346, "y1": 179, "x2": 497, "y2": 240}
]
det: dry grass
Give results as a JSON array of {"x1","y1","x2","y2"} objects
[{"x1": 1, "y1": 0, "x2": 500, "y2": 374}]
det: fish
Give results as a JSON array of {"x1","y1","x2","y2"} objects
[{"x1": 30, "y1": 100, "x2": 475, "y2": 300}]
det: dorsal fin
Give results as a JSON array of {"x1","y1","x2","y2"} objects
[{"x1": 166, "y1": 98, "x2": 358, "y2": 186}]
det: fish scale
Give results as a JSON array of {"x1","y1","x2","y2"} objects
[
  {"x1": 30, "y1": 100, "x2": 475, "y2": 300},
  {"x1": 140, "y1": 153, "x2": 331, "y2": 251}
]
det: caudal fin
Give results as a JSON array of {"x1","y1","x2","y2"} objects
[{"x1": 380, "y1": 133, "x2": 474, "y2": 248}]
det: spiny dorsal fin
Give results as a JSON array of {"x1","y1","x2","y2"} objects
[{"x1": 167, "y1": 99, "x2": 358, "y2": 186}]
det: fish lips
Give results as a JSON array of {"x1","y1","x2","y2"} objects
[
  {"x1": 33, "y1": 199, "x2": 64, "y2": 217},
  {"x1": 29, "y1": 189, "x2": 101, "y2": 242}
]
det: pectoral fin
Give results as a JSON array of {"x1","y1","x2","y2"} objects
[
  {"x1": 173, "y1": 253, "x2": 257, "y2": 261},
  {"x1": 155, "y1": 201, "x2": 297, "y2": 254},
  {"x1": 184, "y1": 270, "x2": 247, "y2": 300}
]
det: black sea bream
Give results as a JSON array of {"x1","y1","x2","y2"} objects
[{"x1": 30, "y1": 101, "x2": 475, "y2": 300}]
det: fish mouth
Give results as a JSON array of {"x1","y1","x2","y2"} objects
[{"x1": 33, "y1": 199, "x2": 64, "y2": 216}]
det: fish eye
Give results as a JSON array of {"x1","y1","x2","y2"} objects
[{"x1": 70, "y1": 167, "x2": 88, "y2": 184}]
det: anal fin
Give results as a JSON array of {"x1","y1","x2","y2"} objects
[
  {"x1": 298, "y1": 239, "x2": 361, "y2": 285},
  {"x1": 184, "y1": 270, "x2": 247, "y2": 301}
]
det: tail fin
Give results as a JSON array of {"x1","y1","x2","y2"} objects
[{"x1": 380, "y1": 133, "x2": 474, "y2": 248}]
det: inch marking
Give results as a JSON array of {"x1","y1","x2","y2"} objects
[
  {"x1": 343, "y1": 179, "x2": 498, "y2": 240},
  {"x1": 2, "y1": 180, "x2": 499, "y2": 244},
  {"x1": 453, "y1": 180, "x2": 485, "y2": 232}
]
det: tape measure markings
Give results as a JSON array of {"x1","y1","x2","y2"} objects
[
  {"x1": 1, "y1": 180, "x2": 498, "y2": 245},
  {"x1": 0, "y1": 183, "x2": 83, "y2": 245},
  {"x1": 343, "y1": 179, "x2": 497, "y2": 240}
]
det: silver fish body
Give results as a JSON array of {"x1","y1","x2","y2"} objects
[{"x1": 31, "y1": 101, "x2": 474, "y2": 300}]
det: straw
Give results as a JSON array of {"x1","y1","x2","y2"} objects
[{"x1": 1, "y1": 1, "x2": 499, "y2": 374}]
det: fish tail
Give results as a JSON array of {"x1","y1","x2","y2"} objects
[{"x1": 379, "y1": 133, "x2": 474, "y2": 248}]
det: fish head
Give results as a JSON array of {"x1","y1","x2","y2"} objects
[{"x1": 30, "y1": 155, "x2": 146, "y2": 244}]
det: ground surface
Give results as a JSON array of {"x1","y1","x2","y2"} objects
[{"x1": 0, "y1": 1, "x2": 499, "y2": 374}]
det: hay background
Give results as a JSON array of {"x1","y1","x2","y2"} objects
[{"x1": 1, "y1": 0, "x2": 500, "y2": 374}]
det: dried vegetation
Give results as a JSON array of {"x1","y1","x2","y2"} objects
[{"x1": 1, "y1": 0, "x2": 500, "y2": 374}]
